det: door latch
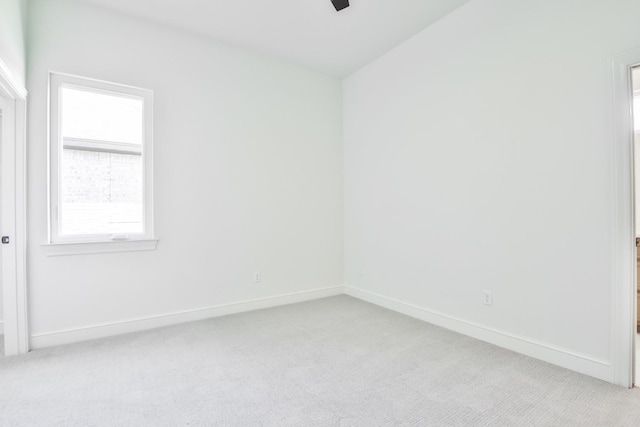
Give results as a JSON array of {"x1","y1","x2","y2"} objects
[{"x1": 1, "y1": 236, "x2": 9, "y2": 244}]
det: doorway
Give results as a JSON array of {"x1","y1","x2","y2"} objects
[
  {"x1": 0, "y1": 93, "x2": 15, "y2": 356},
  {"x1": 633, "y1": 65, "x2": 640, "y2": 385},
  {"x1": 0, "y1": 61, "x2": 29, "y2": 357},
  {"x1": 611, "y1": 49, "x2": 640, "y2": 388},
  {"x1": 0, "y1": 103, "x2": 3, "y2": 355}
]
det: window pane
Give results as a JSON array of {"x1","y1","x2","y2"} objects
[
  {"x1": 62, "y1": 86, "x2": 143, "y2": 144},
  {"x1": 61, "y1": 149, "x2": 143, "y2": 235}
]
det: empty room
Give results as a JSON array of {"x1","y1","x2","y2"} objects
[{"x1": 3, "y1": 0, "x2": 640, "y2": 425}]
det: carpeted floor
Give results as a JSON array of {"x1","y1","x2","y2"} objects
[{"x1": 2, "y1": 295, "x2": 640, "y2": 426}]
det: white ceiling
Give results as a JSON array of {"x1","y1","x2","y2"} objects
[{"x1": 74, "y1": 0, "x2": 471, "y2": 77}]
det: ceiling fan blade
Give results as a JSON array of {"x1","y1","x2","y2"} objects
[{"x1": 331, "y1": 0, "x2": 350, "y2": 12}]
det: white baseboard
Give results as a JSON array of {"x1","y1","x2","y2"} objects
[
  {"x1": 344, "y1": 286, "x2": 613, "y2": 383},
  {"x1": 30, "y1": 286, "x2": 344, "y2": 349},
  {"x1": 27, "y1": 284, "x2": 615, "y2": 384}
]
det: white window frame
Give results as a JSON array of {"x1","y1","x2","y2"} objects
[{"x1": 46, "y1": 72, "x2": 156, "y2": 255}]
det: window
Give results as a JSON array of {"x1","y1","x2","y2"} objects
[{"x1": 49, "y1": 73, "x2": 154, "y2": 250}]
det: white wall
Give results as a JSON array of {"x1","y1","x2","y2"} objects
[
  {"x1": 344, "y1": 0, "x2": 640, "y2": 382},
  {"x1": 27, "y1": 0, "x2": 343, "y2": 344},
  {"x1": 0, "y1": 0, "x2": 27, "y2": 88}
]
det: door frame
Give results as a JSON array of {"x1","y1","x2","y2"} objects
[
  {"x1": 0, "y1": 58, "x2": 28, "y2": 356},
  {"x1": 612, "y1": 48, "x2": 640, "y2": 388}
]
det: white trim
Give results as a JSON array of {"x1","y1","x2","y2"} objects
[
  {"x1": 345, "y1": 286, "x2": 613, "y2": 382},
  {"x1": 611, "y1": 48, "x2": 640, "y2": 388},
  {"x1": 49, "y1": 71, "x2": 150, "y2": 94},
  {"x1": 0, "y1": 56, "x2": 28, "y2": 357},
  {"x1": 42, "y1": 239, "x2": 158, "y2": 256},
  {"x1": 0, "y1": 320, "x2": 4, "y2": 335},
  {"x1": 0, "y1": 60, "x2": 27, "y2": 99},
  {"x1": 24, "y1": 282, "x2": 619, "y2": 383},
  {"x1": 30, "y1": 286, "x2": 345, "y2": 349}
]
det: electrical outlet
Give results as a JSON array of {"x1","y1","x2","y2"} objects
[
  {"x1": 483, "y1": 290, "x2": 493, "y2": 306},
  {"x1": 254, "y1": 271, "x2": 261, "y2": 283}
]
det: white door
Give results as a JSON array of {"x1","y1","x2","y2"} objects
[
  {"x1": 0, "y1": 99, "x2": 4, "y2": 349},
  {"x1": 0, "y1": 94, "x2": 18, "y2": 355},
  {"x1": 0, "y1": 60, "x2": 28, "y2": 356}
]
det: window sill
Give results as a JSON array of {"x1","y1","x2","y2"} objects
[{"x1": 42, "y1": 239, "x2": 158, "y2": 256}]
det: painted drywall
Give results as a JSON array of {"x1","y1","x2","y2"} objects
[
  {"x1": 344, "y1": 0, "x2": 640, "y2": 380},
  {"x1": 0, "y1": 0, "x2": 27, "y2": 88},
  {"x1": 27, "y1": 0, "x2": 343, "y2": 341}
]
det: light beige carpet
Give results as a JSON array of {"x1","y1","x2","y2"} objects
[{"x1": 1, "y1": 295, "x2": 640, "y2": 426}]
